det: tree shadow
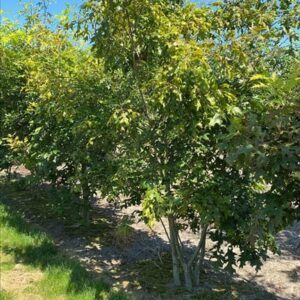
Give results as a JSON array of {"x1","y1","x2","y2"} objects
[
  {"x1": 114, "y1": 253, "x2": 287, "y2": 299},
  {"x1": 0, "y1": 202, "x2": 127, "y2": 300},
  {"x1": 276, "y1": 221, "x2": 300, "y2": 258},
  {"x1": 281, "y1": 265, "x2": 300, "y2": 283},
  {"x1": 0, "y1": 175, "x2": 296, "y2": 299},
  {"x1": 0, "y1": 176, "x2": 170, "y2": 267}
]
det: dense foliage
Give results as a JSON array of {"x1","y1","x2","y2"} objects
[{"x1": 1, "y1": 0, "x2": 299, "y2": 291}]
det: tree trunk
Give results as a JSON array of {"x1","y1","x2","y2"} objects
[
  {"x1": 183, "y1": 264, "x2": 193, "y2": 291},
  {"x1": 168, "y1": 215, "x2": 197, "y2": 291},
  {"x1": 168, "y1": 216, "x2": 181, "y2": 286},
  {"x1": 6, "y1": 166, "x2": 12, "y2": 181},
  {"x1": 81, "y1": 181, "x2": 90, "y2": 227},
  {"x1": 167, "y1": 210, "x2": 208, "y2": 291},
  {"x1": 81, "y1": 164, "x2": 90, "y2": 227},
  {"x1": 194, "y1": 225, "x2": 207, "y2": 286}
]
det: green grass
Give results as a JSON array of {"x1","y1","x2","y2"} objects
[
  {"x1": 0, "y1": 252, "x2": 15, "y2": 272},
  {"x1": 0, "y1": 290, "x2": 13, "y2": 300},
  {"x1": 0, "y1": 202, "x2": 129, "y2": 300}
]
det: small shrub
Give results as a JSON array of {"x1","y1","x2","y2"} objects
[{"x1": 113, "y1": 216, "x2": 134, "y2": 246}]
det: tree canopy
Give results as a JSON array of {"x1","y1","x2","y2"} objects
[{"x1": 1, "y1": 0, "x2": 299, "y2": 291}]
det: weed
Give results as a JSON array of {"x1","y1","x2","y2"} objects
[{"x1": 114, "y1": 216, "x2": 134, "y2": 246}]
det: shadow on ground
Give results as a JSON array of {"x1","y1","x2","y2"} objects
[
  {"x1": 0, "y1": 204, "x2": 128, "y2": 300},
  {"x1": 276, "y1": 221, "x2": 300, "y2": 258},
  {"x1": 0, "y1": 175, "x2": 294, "y2": 299}
]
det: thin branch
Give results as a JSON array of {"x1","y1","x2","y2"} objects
[
  {"x1": 177, "y1": 230, "x2": 185, "y2": 252},
  {"x1": 188, "y1": 224, "x2": 208, "y2": 268},
  {"x1": 194, "y1": 226, "x2": 207, "y2": 282},
  {"x1": 124, "y1": 7, "x2": 151, "y2": 121},
  {"x1": 160, "y1": 217, "x2": 171, "y2": 243},
  {"x1": 169, "y1": 217, "x2": 185, "y2": 266}
]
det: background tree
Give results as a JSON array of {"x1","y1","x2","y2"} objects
[
  {"x1": 22, "y1": 23, "x2": 116, "y2": 226},
  {"x1": 0, "y1": 20, "x2": 32, "y2": 175}
]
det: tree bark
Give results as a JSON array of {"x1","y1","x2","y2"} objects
[
  {"x1": 81, "y1": 164, "x2": 90, "y2": 227},
  {"x1": 183, "y1": 264, "x2": 193, "y2": 291},
  {"x1": 81, "y1": 181, "x2": 90, "y2": 227},
  {"x1": 168, "y1": 216, "x2": 181, "y2": 286},
  {"x1": 194, "y1": 225, "x2": 208, "y2": 286},
  {"x1": 6, "y1": 166, "x2": 12, "y2": 181}
]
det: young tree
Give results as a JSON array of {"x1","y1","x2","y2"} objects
[
  {"x1": 78, "y1": 0, "x2": 300, "y2": 290},
  {"x1": 22, "y1": 22, "x2": 116, "y2": 226},
  {"x1": 1, "y1": 0, "x2": 299, "y2": 292},
  {"x1": 1, "y1": 4, "x2": 116, "y2": 227}
]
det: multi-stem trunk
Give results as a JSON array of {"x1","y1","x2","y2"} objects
[
  {"x1": 193, "y1": 226, "x2": 207, "y2": 286},
  {"x1": 167, "y1": 215, "x2": 208, "y2": 291}
]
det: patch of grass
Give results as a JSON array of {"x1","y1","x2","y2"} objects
[
  {"x1": 0, "y1": 252, "x2": 15, "y2": 272},
  {"x1": 113, "y1": 216, "x2": 134, "y2": 246},
  {"x1": 192, "y1": 287, "x2": 237, "y2": 300},
  {"x1": 0, "y1": 290, "x2": 13, "y2": 300},
  {"x1": 72, "y1": 216, "x2": 114, "y2": 245},
  {"x1": 0, "y1": 202, "x2": 130, "y2": 300}
]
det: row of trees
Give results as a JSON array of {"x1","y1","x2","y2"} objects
[{"x1": 1, "y1": 0, "x2": 299, "y2": 290}]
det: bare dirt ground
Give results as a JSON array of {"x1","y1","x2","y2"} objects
[
  {"x1": 236, "y1": 222, "x2": 300, "y2": 300},
  {"x1": 44, "y1": 198, "x2": 299, "y2": 299},
  {"x1": 110, "y1": 201, "x2": 300, "y2": 299}
]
